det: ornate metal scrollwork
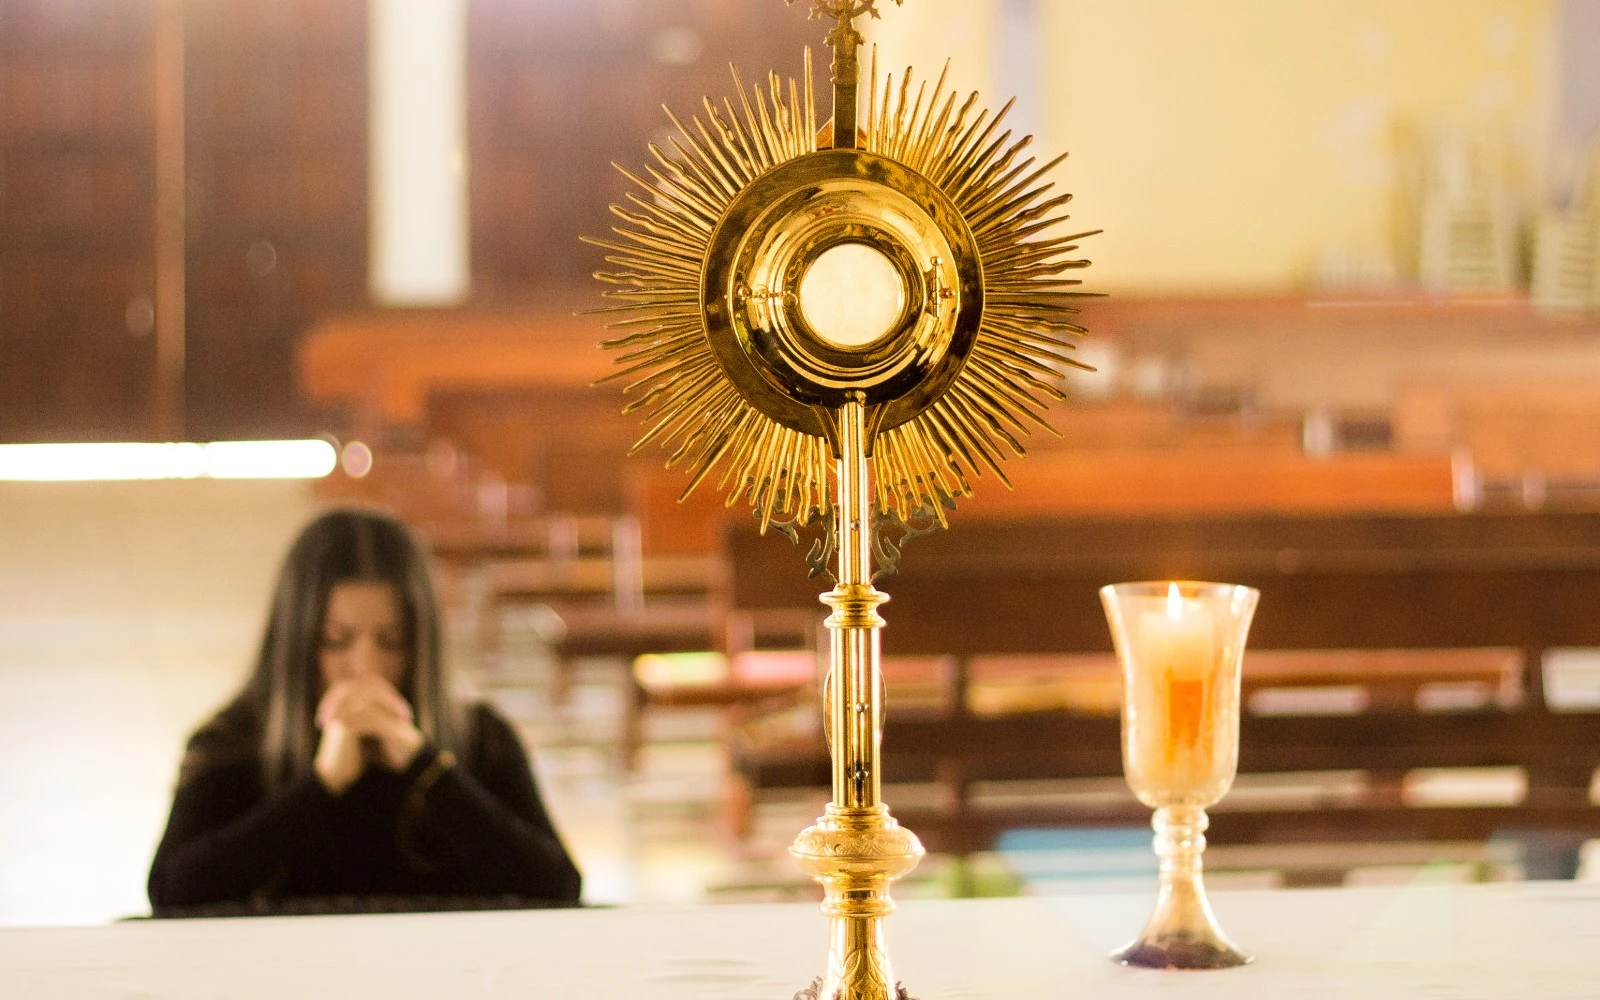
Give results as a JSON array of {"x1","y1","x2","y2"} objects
[
  {"x1": 870, "y1": 496, "x2": 954, "y2": 581},
  {"x1": 768, "y1": 494, "x2": 950, "y2": 584},
  {"x1": 766, "y1": 505, "x2": 839, "y2": 582}
]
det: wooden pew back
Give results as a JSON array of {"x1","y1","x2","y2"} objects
[
  {"x1": 726, "y1": 508, "x2": 1600, "y2": 857},
  {"x1": 963, "y1": 648, "x2": 1525, "y2": 717}
]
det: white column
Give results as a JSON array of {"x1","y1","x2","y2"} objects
[
  {"x1": 996, "y1": 0, "x2": 1042, "y2": 141},
  {"x1": 369, "y1": 0, "x2": 470, "y2": 306},
  {"x1": 864, "y1": 0, "x2": 999, "y2": 110}
]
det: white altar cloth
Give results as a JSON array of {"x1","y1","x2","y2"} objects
[{"x1": 2, "y1": 881, "x2": 1596, "y2": 999}]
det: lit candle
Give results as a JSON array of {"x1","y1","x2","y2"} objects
[{"x1": 1137, "y1": 583, "x2": 1216, "y2": 785}]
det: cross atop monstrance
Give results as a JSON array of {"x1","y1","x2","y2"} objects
[
  {"x1": 588, "y1": 1, "x2": 1094, "y2": 995},
  {"x1": 786, "y1": 0, "x2": 902, "y2": 148}
]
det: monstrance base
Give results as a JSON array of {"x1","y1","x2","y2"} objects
[{"x1": 793, "y1": 977, "x2": 915, "y2": 1000}]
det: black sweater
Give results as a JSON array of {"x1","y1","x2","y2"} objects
[{"x1": 147, "y1": 703, "x2": 581, "y2": 915}]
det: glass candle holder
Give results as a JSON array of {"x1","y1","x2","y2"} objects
[{"x1": 1099, "y1": 580, "x2": 1260, "y2": 970}]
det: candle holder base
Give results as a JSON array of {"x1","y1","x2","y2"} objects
[
  {"x1": 1113, "y1": 931, "x2": 1253, "y2": 971},
  {"x1": 1112, "y1": 806, "x2": 1254, "y2": 971},
  {"x1": 793, "y1": 977, "x2": 916, "y2": 1000}
]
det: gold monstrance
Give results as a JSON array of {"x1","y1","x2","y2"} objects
[{"x1": 587, "y1": 2, "x2": 1095, "y2": 996}]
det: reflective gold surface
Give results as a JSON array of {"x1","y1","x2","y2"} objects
[
  {"x1": 791, "y1": 399, "x2": 924, "y2": 1000},
  {"x1": 589, "y1": 2, "x2": 1096, "y2": 995},
  {"x1": 590, "y1": 47, "x2": 1096, "y2": 527},
  {"x1": 701, "y1": 148, "x2": 983, "y2": 433}
]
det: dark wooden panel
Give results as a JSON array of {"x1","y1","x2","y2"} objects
[
  {"x1": 184, "y1": 51, "x2": 364, "y2": 146},
  {"x1": 182, "y1": 0, "x2": 367, "y2": 439},
  {"x1": 0, "y1": 0, "x2": 158, "y2": 441},
  {"x1": 466, "y1": 0, "x2": 818, "y2": 298},
  {"x1": 0, "y1": 147, "x2": 153, "y2": 241},
  {"x1": 0, "y1": 0, "x2": 156, "y2": 52},
  {"x1": 0, "y1": 332, "x2": 156, "y2": 439},
  {"x1": 181, "y1": 0, "x2": 365, "y2": 51},
  {"x1": 0, "y1": 54, "x2": 155, "y2": 136}
]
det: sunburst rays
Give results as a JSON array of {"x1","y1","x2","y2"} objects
[{"x1": 590, "y1": 50, "x2": 1095, "y2": 530}]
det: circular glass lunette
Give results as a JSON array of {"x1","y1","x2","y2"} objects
[
  {"x1": 797, "y1": 242, "x2": 908, "y2": 351},
  {"x1": 701, "y1": 148, "x2": 985, "y2": 437}
]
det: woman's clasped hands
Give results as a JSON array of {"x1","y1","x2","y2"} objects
[{"x1": 313, "y1": 676, "x2": 425, "y2": 793}]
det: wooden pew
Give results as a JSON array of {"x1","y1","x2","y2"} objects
[
  {"x1": 449, "y1": 470, "x2": 817, "y2": 773},
  {"x1": 298, "y1": 310, "x2": 604, "y2": 439},
  {"x1": 726, "y1": 508, "x2": 1600, "y2": 863},
  {"x1": 730, "y1": 508, "x2": 1600, "y2": 665},
  {"x1": 961, "y1": 647, "x2": 1523, "y2": 717},
  {"x1": 1395, "y1": 378, "x2": 1600, "y2": 472},
  {"x1": 630, "y1": 644, "x2": 821, "y2": 789},
  {"x1": 729, "y1": 648, "x2": 1561, "y2": 837},
  {"x1": 424, "y1": 385, "x2": 641, "y2": 515},
  {"x1": 418, "y1": 513, "x2": 618, "y2": 565},
  {"x1": 1394, "y1": 378, "x2": 1600, "y2": 506},
  {"x1": 952, "y1": 444, "x2": 1461, "y2": 518},
  {"x1": 472, "y1": 512, "x2": 727, "y2": 704}
]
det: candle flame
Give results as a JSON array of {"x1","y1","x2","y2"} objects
[{"x1": 1166, "y1": 582, "x2": 1183, "y2": 622}]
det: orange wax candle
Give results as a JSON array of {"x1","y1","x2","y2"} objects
[{"x1": 1137, "y1": 584, "x2": 1216, "y2": 783}]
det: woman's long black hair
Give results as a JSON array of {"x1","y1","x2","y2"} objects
[{"x1": 202, "y1": 508, "x2": 461, "y2": 790}]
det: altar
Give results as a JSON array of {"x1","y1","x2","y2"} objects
[{"x1": 3, "y1": 882, "x2": 1595, "y2": 999}]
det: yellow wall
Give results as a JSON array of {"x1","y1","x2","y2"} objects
[{"x1": 873, "y1": 0, "x2": 1554, "y2": 293}]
